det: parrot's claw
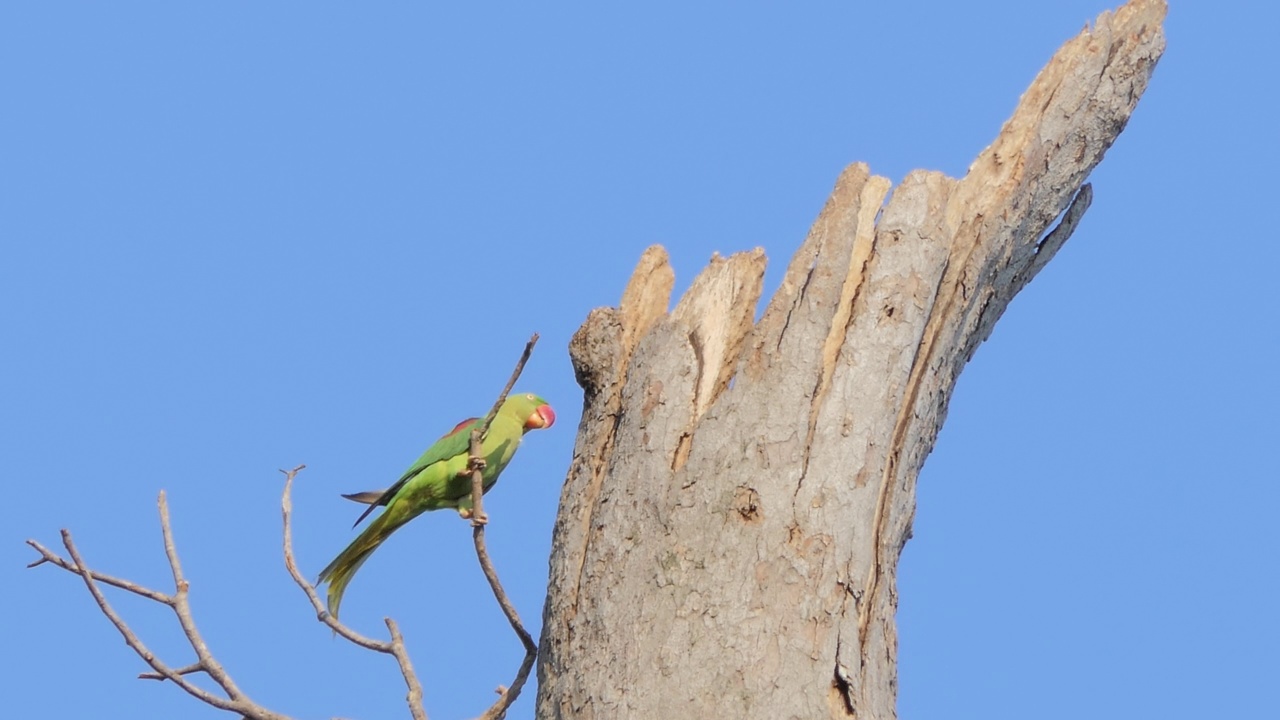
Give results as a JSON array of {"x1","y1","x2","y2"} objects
[
  {"x1": 458, "y1": 506, "x2": 489, "y2": 526},
  {"x1": 468, "y1": 455, "x2": 488, "y2": 472}
]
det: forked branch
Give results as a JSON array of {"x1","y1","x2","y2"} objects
[
  {"x1": 26, "y1": 494, "x2": 291, "y2": 720},
  {"x1": 27, "y1": 334, "x2": 546, "y2": 720},
  {"x1": 25, "y1": 469, "x2": 431, "y2": 720},
  {"x1": 280, "y1": 465, "x2": 428, "y2": 720}
]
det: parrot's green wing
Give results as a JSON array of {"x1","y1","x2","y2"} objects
[
  {"x1": 318, "y1": 393, "x2": 556, "y2": 620},
  {"x1": 346, "y1": 416, "x2": 481, "y2": 528}
]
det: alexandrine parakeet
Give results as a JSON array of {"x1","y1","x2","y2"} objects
[{"x1": 317, "y1": 392, "x2": 555, "y2": 619}]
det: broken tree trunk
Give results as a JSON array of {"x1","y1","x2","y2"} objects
[{"x1": 537, "y1": 1, "x2": 1166, "y2": 717}]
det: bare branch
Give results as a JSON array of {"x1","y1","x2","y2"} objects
[
  {"x1": 28, "y1": 463, "x2": 429, "y2": 720},
  {"x1": 157, "y1": 490, "x2": 248, "y2": 703},
  {"x1": 139, "y1": 662, "x2": 204, "y2": 681},
  {"x1": 477, "y1": 333, "x2": 541, "y2": 436},
  {"x1": 25, "y1": 539, "x2": 173, "y2": 604},
  {"x1": 471, "y1": 535, "x2": 538, "y2": 655},
  {"x1": 467, "y1": 333, "x2": 540, "y2": 528},
  {"x1": 472, "y1": 524, "x2": 539, "y2": 720},
  {"x1": 386, "y1": 618, "x2": 427, "y2": 719},
  {"x1": 466, "y1": 334, "x2": 542, "y2": 720},
  {"x1": 279, "y1": 466, "x2": 386, "y2": 649},
  {"x1": 278, "y1": 466, "x2": 428, "y2": 720},
  {"x1": 28, "y1": 522, "x2": 291, "y2": 720}
]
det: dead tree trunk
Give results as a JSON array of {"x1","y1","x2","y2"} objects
[{"x1": 537, "y1": 1, "x2": 1166, "y2": 717}]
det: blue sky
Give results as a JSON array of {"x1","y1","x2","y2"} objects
[{"x1": 4, "y1": 2, "x2": 1276, "y2": 719}]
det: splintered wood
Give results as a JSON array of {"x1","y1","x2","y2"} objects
[{"x1": 540, "y1": 2, "x2": 1166, "y2": 718}]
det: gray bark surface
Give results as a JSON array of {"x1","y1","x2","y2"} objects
[{"x1": 537, "y1": 2, "x2": 1166, "y2": 717}]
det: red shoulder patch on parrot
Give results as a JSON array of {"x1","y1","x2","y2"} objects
[{"x1": 447, "y1": 417, "x2": 480, "y2": 436}]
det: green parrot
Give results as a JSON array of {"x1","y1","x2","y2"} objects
[{"x1": 317, "y1": 392, "x2": 555, "y2": 619}]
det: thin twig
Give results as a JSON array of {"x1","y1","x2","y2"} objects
[
  {"x1": 385, "y1": 618, "x2": 426, "y2": 719},
  {"x1": 466, "y1": 333, "x2": 542, "y2": 720},
  {"x1": 58, "y1": 531, "x2": 231, "y2": 708},
  {"x1": 29, "y1": 518, "x2": 290, "y2": 719},
  {"x1": 27, "y1": 333, "x2": 542, "y2": 720},
  {"x1": 472, "y1": 525, "x2": 539, "y2": 720},
  {"x1": 467, "y1": 333, "x2": 540, "y2": 527},
  {"x1": 139, "y1": 662, "x2": 204, "y2": 681},
  {"x1": 278, "y1": 466, "x2": 428, "y2": 720},
  {"x1": 25, "y1": 540, "x2": 173, "y2": 604},
  {"x1": 157, "y1": 490, "x2": 247, "y2": 703},
  {"x1": 477, "y1": 333, "x2": 541, "y2": 437}
]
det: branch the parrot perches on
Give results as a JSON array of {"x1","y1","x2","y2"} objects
[{"x1": 317, "y1": 392, "x2": 555, "y2": 619}]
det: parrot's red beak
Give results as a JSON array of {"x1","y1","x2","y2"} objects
[{"x1": 527, "y1": 404, "x2": 556, "y2": 430}]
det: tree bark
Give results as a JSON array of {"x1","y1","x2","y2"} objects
[{"x1": 537, "y1": 1, "x2": 1166, "y2": 717}]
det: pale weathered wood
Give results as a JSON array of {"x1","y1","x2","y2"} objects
[{"x1": 538, "y1": 1, "x2": 1166, "y2": 717}]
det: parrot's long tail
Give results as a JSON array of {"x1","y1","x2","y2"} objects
[{"x1": 316, "y1": 508, "x2": 408, "y2": 620}]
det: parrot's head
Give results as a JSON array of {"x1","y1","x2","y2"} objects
[{"x1": 506, "y1": 392, "x2": 555, "y2": 432}]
